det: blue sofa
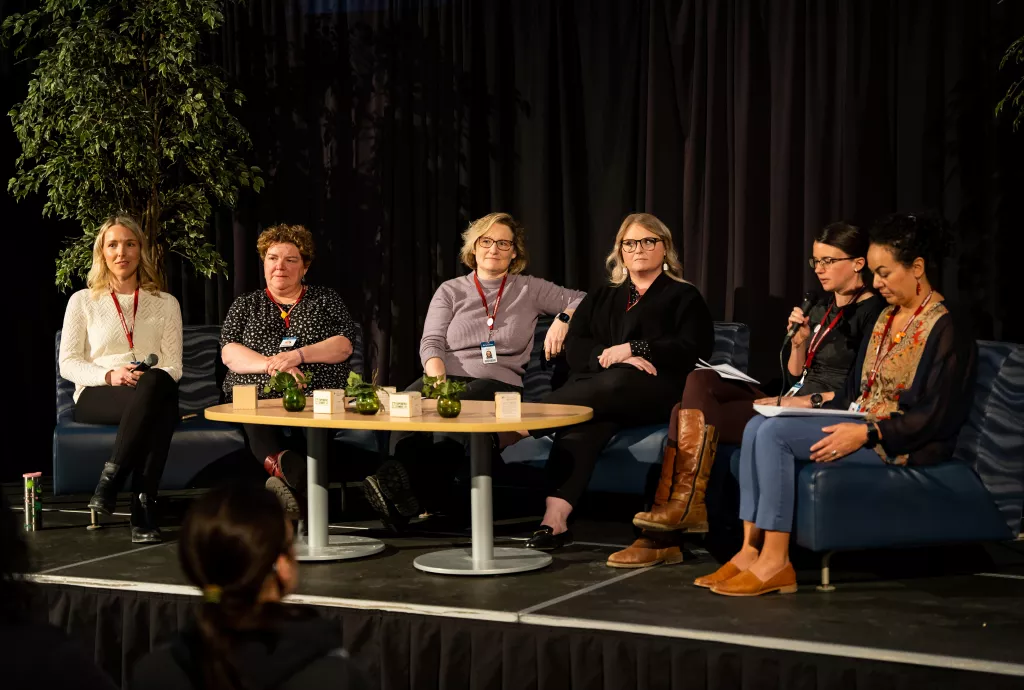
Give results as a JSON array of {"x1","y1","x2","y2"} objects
[
  {"x1": 789, "y1": 339, "x2": 1023, "y2": 586},
  {"x1": 53, "y1": 325, "x2": 375, "y2": 495},
  {"x1": 500, "y1": 318, "x2": 751, "y2": 496}
]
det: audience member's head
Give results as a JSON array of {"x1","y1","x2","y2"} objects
[{"x1": 178, "y1": 481, "x2": 298, "y2": 689}]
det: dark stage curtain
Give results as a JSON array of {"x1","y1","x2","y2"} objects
[
  {"x1": 30, "y1": 582, "x2": 1023, "y2": 690},
  {"x1": 3, "y1": 0, "x2": 1023, "y2": 478}
]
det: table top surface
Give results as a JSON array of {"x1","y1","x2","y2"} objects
[{"x1": 205, "y1": 398, "x2": 593, "y2": 432}]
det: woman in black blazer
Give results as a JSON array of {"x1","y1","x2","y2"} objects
[{"x1": 524, "y1": 213, "x2": 714, "y2": 550}]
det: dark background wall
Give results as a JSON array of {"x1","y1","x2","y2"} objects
[{"x1": 3, "y1": 0, "x2": 1022, "y2": 481}]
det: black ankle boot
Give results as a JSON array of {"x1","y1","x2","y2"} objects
[
  {"x1": 130, "y1": 493, "x2": 162, "y2": 544},
  {"x1": 88, "y1": 462, "x2": 125, "y2": 515}
]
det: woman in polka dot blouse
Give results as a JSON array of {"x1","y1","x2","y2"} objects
[{"x1": 220, "y1": 224, "x2": 357, "y2": 514}]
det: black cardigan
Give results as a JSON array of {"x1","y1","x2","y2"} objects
[
  {"x1": 825, "y1": 303, "x2": 978, "y2": 466},
  {"x1": 565, "y1": 273, "x2": 714, "y2": 386}
]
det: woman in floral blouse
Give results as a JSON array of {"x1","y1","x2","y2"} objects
[{"x1": 696, "y1": 212, "x2": 976, "y2": 597}]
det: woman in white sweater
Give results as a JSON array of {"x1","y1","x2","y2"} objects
[{"x1": 58, "y1": 216, "x2": 182, "y2": 543}]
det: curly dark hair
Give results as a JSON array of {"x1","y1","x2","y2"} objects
[
  {"x1": 256, "y1": 224, "x2": 316, "y2": 265},
  {"x1": 868, "y1": 212, "x2": 952, "y2": 272}
]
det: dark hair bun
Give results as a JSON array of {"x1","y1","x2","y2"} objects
[{"x1": 868, "y1": 211, "x2": 953, "y2": 269}]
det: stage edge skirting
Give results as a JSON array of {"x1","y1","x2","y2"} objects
[{"x1": 26, "y1": 578, "x2": 1024, "y2": 690}]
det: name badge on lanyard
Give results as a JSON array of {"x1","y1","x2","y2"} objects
[
  {"x1": 473, "y1": 272, "x2": 508, "y2": 365},
  {"x1": 280, "y1": 336, "x2": 298, "y2": 350},
  {"x1": 480, "y1": 341, "x2": 498, "y2": 364}
]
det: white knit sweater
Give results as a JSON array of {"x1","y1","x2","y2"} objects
[{"x1": 59, "y1": 288, "x2": 184, "y2": 402}]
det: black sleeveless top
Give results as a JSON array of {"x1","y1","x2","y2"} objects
[{"x1": 785, "y1": 294, "x2": 884, "y2": 395}]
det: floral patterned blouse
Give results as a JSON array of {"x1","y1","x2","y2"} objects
[{"x1": 828, "y1": 300, "x2": 977, "y2": 466}]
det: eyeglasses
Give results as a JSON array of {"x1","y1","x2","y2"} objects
[
  {"x1": 477, "y1": 237, "x2": 514, "y2": 251},
  {"x1": 808, "y1": 257, "x2": 853, "y2": 269},
  {"x1": 621, "y1": 237, "x2": 663, "y2": 253}
]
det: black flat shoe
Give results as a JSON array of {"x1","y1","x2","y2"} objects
[
  {"x1": 525, "y1": 526, "x2": 573, "y2": 551},
  {"x1": 130, "y1": 493, "x2": 163, "y2": 544}
]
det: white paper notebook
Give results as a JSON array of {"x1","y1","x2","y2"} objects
[
  {"x1": 695, "y1": 358, "x2": 760, "y2": 385},
  {"x1": 753, "y1": 404, "x2": 867, "y2": 419}
]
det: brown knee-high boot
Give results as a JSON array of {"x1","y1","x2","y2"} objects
[
  {"x1": 606, "y1": 405, "x2": 686, "y2": 568},
  {"x1": 632, "y1": 408, "x2": 718, "y2": 532}
]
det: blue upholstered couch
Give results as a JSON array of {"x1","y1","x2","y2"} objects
[
  {"x1": 52, "y1": 325, "x2": 374, "y2": 495},
  {"x1": 500, "y1": 318, "x2": 751, "y2": 495}
]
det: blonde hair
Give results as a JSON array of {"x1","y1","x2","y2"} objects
[
  {"x1": 87, "y1": 216, "x2": 163, "y2": 297},
  {"x1": 459, "y1": 212, "x2": 529, "y2": 275},
  {"x1": 604, "y1": 213, "x2": 685, "y2": 286},
  {"x1": 257, "y1": 224, "x2": 316, "y2": 265}
]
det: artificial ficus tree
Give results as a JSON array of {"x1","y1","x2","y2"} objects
[{"x1": 3, "y1": 0, "x2": 263, "y2": 289}]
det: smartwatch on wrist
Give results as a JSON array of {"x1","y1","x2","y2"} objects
[
  {"x1": 810, "y1": 393, "x2": 824, "y2": 409},
  {"x1": 865, "y1": 424, "x2": 881, "y2": 449},
  {"x1": 556, "y1": 312, "x2": 571, "y2": 323}
]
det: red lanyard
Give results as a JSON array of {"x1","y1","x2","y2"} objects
[
  {"x1": 110, "y1": 289, "x2": 139, "y2": 356},
  {"x1": 861, "y1": 291, "x2": 934, "y2": 396},
  {"x1": 802, "y1": 289, "x2": 864, "y2": 373},
  {"x1": 265, "y1": 286, "x2": 307, "y2": 329},
  {"x1": 472, "y1": 272, "x2": 508, "y2": 339}
]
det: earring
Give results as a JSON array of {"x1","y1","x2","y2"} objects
[
  {"x1": 662, "y1": 262, "x2": 669, "y2": 271},
  {"x1": 916, "y1": 278, "x2": 921, "y2": 296}
]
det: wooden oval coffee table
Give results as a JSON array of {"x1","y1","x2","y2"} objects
[{"x1": 205, "y1": 399, "x2": 592, "y2": 574}]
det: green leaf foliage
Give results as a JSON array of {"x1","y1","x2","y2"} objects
[
  {"x1": 421, "y1": 375, "x2": 467, "y2": 400},
  {"x1": 2, "y1": 0, "x2": 264, "y2": 290},
  {"x1": 345, "y1": 370, "x2": 380, "y2": 397},
  {"x1": 263, "y1": 370, "x2": 308, "y2": 394},
  {"x1": 996, "y1": 34, "x2": 1024, "y2": 132}
]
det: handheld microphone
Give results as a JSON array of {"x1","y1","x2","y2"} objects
[
  {"x1": 785, "y1": 292, "x2": 817, "y2": 341},
  {"x1": 132, "y1": 353, "x2": 159, "y2": 372}
]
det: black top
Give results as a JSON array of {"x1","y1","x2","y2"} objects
[
  {"x1": 825, "y1": 303, "x2": 977, "y2": 466},
  {"x1": 220, "y1": 285, "x2": 357, "y2": 401},
  {"x1": 785, "y1": 294, "x2": 885, "y2": 395},
  {"x1": 131, "y1": 605, "x2": 368, "y2": 690},
  {"x1": 565, "y1": 273, "x2": 714, "y2": 387}
]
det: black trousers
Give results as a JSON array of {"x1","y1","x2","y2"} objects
[
  {"x1": 389, "y1": 376, "x2": 521, "y2": 511},
  {"x1": 538, "y1": 366, "x2": 682, "y2": 507},
  {"x1": 74, "y1": 368, "x2": 179, "y2": 495}
]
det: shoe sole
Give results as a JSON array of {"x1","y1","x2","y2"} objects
[
  {"x1": 266, "y1": 477, "x2": 302, "y2": 520},
  {"x1": 88, "y1": 502, "x2": 115, "y2": 516},
  {"x1": 632, "y1": 518, "x2": 709, "y2": 533},
  {"x1": 131, "y1": 534, "x2": 163, "y2": 544},
  {"x1": 362, "y1": 476, "x2": 406, "y2": 533},
  {"x1": 711, "y1": 584, "x2": 798, "y2": 597},
  {"x1": 375, "y1": 461, "x2": 420, "y2": 517},
  {"x1": 606, "y1": 554, "x2": 683, "y2": 569}
]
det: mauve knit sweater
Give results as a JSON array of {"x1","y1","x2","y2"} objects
[{"x1": 419, "y1": 273, "x2": 586, "y2": 387}]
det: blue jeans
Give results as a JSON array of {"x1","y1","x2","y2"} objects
[{"x1": 738, "y1": 415, "x2": 883, "y2": 532}]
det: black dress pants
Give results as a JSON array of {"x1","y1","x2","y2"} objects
[
  {"x1": 538, "y1": 366, "x2": 682, "y2": 507},
  {"x1": 74, "y1": 368, "x2": 179, "y2": 495},
  {"x1": 390, "y1": 376, "x2": 521, "y2": 511}
]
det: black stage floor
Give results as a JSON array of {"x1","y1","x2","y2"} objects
[{"x1": 11, "y1": 485, "x2": 1024, "y2": 689}]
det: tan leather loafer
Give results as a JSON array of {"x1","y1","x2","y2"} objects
[
  {"x1": 606, "y1": 536, "x2": 683, "y2": 568},
  {"x1": 710, "y1": 563, "x2": 798, "y2": 597},
  {"x1": 693, "y1": 562, "x2": 742, "y2": 588}
]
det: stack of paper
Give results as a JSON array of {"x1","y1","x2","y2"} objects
[{"x1": 694, "y1": 359, "x2": 760, "y2": 385}]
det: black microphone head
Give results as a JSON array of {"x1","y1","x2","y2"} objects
[
  {"x1": 799, "y1": 291, "x2": 817, "y2": 312},
  {"x1": 144, "y1": 353, "x2": 159, "y2": 367}
]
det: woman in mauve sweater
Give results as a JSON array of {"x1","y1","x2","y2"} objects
[{"x1": 362, "y1": 212, "x2": 585, "y2": 529}]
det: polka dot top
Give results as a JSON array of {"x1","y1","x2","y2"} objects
[{"x1": 220, "y1": 285, "x2": 357, "y2": 401}]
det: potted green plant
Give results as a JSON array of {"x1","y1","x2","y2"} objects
[
  {"x1": 264, "y1": 371, "x2": 309, "y2": 412},
  {"x1": 422, "y1": 376, "x2": 468, "y2": 418},
  {"x1": 345, "y1": 371, "x2": 382, "y2": 415}
]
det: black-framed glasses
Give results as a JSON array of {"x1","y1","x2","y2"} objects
[
  {"x1": 477, "y1": 237, "x2": 514, "y2": 251},
  {"x1": 621, "y1": 237, "x2": 663, "y2": 253},
  {"x1": 808, "y1": 256, "x2": 853, "y2": 269}
]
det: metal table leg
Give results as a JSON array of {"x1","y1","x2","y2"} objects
[
  {"x1": 413, "y1": 433, "x2": 553, "y2": 575},
  {"x1": 293, "y1": 428, "x2": 385, "y2": 562}
]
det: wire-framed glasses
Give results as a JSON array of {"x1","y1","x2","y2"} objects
[{"x1": 808, "y1": 256, "x2": 853, "y2": 269}]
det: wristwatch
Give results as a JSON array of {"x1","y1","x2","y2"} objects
[
  {"x1": 810, "y1": 393, "x2": 824, "y2": 409},
  {"x1": 556, "y1": 312, "x2": 571, "y2": 323},
  {"x1": 865, "y1": 424, "x2": 881, "y2": 449}
]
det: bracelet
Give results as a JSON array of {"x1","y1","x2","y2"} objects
[{"x1": 298, "y1": 348, "x2": 305, "y2": 364}]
